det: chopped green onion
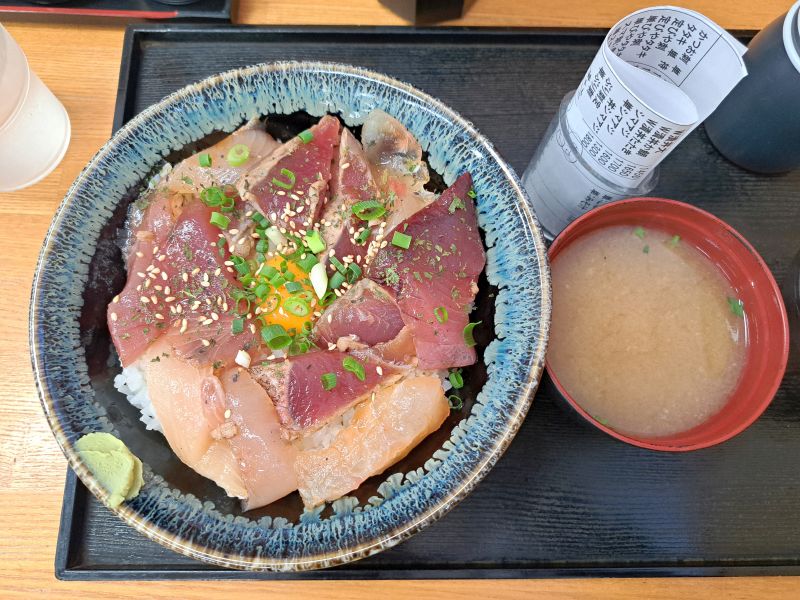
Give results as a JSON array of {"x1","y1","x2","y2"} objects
[
  {"x1": 434, "y1": 306, "x2": 449, "y2": 324},
  {"x1": 448, "y1": 196, "x2": 466, "y2": 214},
  {"x1": 261, "y1": 293, "x2": 281, "y2": 314},
  {"x1": 265, "y1": 226, "x2": 287, "y2": 248},
  {"x1": 448, "y1": 395, "x2": 463, "y2": 410},
  {"x1": 643, "y1": 245, "x2": 650, "y2": 254},
  {"x1": 329, "y1": 271, "x2": 346, "y2": 289},
  {"x1": 463, "y1": 321, "x2": 481, "y2": 347},
  {"x1": 342, "y1": 356, "x2": 366, "y2": 381},
  {"x1": 272, "y1": 168, "x2": 296, "y2": 190},
  {"x1": 254, "y1": 283, "x2": 270, "y2": 299},
  {"x1": 329, "y1": 256, "x2": 346, "y2": 274},
  {"x1": 198, "y1": 153, "x2": 212, "y2": 168},
  {"x1": 283, "y1": 270, "x2": 296, "y2": 282},
  {"x1": 262, "y1": 265, "x2": 279, "y2": 279},
  {"x1": 392, "y1": 232, "x2": 412, "y2": 249},
  {"x1": 352, "y1": 199, "x2": 386, "y2": 221},
  {"x1": 285, "y1": 281, "x2": 304, "y2": 293},
  {"x1": 231, "y1": 318, "x2": 244, "y2": 335},
  {"x1": 298, "y1": 129, "x2": 314, "y2": 144},
  {"x1": 251, "y1": 212, "x2": 267, "y2": 227},
  {"x1": 200, "y1": 186, "x2": 225, "y2": 207},
  {"x1": 321, "y1": 372, "x2": 337, "y2": 390},
  {"x1": 633, "y1": 226, "x2": 645, "y2": 240},
  {"x1": 356, "y1": 227, "x2": 372, "y2": 245},
  {"x1": 310, "y1": 262, "x2": 329, "y2": 299},
  {"x1": 210, "y1": 212, "x2": 230, "y2": 229},
  {"x1": 226, "y1": 144, "x2": 250, "y2": 166},
  {"x1": 256, "y1": 239, "x2": 270, "y2": 253},
  {"x1": 668, "y1": 234, "x2": 681, "y2": 248},
  {"x1": 261, "y1": 324, "x2": 291, "y2": 349},
  {"x1": 297, "y1": 253, "x2": 319, "y2": 273},
  {"x1": 448, "y1": 369, "x2": 464, "y2": 389},
  {"x1": 346, "y1": 262, "x2": 362, "y2": 284},
  {"x1": 230, "y1": 256, "x2": 249, "y2": 275},
  {"x1": 284, "y1": 297, "x2": 311, "y2": 317},
  {"x1": 270, "y1": 276, "x2": 286, "y2": 288},
  {"x1": 467, "y1": 188, "x2": 477, "y2": 199},
  {"x1": 727, "y1": 297, "x2": 745, "y2": 318},
  {"x1": 219, "y1": 194, "x2": 235, "y2": 213},
  {"x1": 319, "y1": 290, "x2": 337, "y2": 306},
  {"x1": 304, "y1": 230, "x2": 326, "y2": 253}
]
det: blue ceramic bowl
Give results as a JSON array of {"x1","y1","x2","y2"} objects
[{"x1": 30, "y1": 62, "x2": 550, "y2": 570}]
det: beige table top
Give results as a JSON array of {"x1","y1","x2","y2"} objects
[{"x1": 2, "y1": 1, "x2": 798, "y2": 597}]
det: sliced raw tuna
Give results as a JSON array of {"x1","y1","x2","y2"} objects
[
  {"x1": 249, "y1": 349, "x2": 401, "y2": 437},
  {"x1": 109, "y1": 190, "x2": 181, "y2": 365},
  {"x1": 367, "y1": 173, "x2": 485, "y2": 369},
  {"x1": 295, "y1": 375, "x2": 449, "y2": 507},
  {"x1": 314, "y1": 278, "x2": 403, "y2": 347},
  {"x1": 318, "y1": 128, "x2": 379, "y2": 265},
  {"x1": 238, "y1": 115, "x2": 340, "y2": 232},
  {"x1": 164, "y1": 119, "x2": 281, "y2": 195},
  {"x1": 158, "y1": 200, "x2": 260, "y2": 365}
]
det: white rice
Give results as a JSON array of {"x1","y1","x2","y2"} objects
[{"x1": 115, "y1": 364, "x2": 163, "y2": 433}]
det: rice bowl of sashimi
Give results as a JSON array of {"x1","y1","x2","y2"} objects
[{"x1": 30, "y1": 62, "x2": 550, "y2": 570}]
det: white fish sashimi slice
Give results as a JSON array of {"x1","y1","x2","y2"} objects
[
  {"x1": 294, "y1": 375, "x2": 449, "y2": 508},
  {"x1": 218, "y1": 367, "x2": 299, "y2": 511},
  {"x1": 360, "y1": 109, "x2": 436, "y2": 232},
  {"x1": 139, "y1": 339, "x2": 299, "y2": 508},
  {"x1": 139, "y1": 340, "x2": 247, "y2": 500},
  {"x1": 164, "y1": 118, "x2": 281, "y2": 194}
]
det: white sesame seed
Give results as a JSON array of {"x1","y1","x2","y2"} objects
[
  {"x1": 180, "y1": 319, "x2": 188, "y2": 333},
  {"x1": 224, "y1": 408, "x2": 232, "y2": 419},
  {"x1": 214, "y1": 268, "x2": 221, "y2": 276},
  {"x1": 110, "y1": 312, "x2": 118, "y2": 322},
  {"x1": 201, "y1": 339, "x2": 211, "y2": 347},
  {"x1": 211, "y1": 312, "x2": 219, "y2": 321},
  {"x1": 182, "y1": 273, "x2": 189, "y2": 282},
  {"x1": 136, "y1": 272, "x2": 146, "y2": 278},
  {"x1": 327, "y1": 314, "x2": 332, "y2": 323},
  {"x1": 165, "y1": 296, "x2": 175, "y2": 303},
  {"x1": 341, "y1": 162, "x2": 350, "y2": 170},
  {"x1": 376, "y1": 366, "x2": 383, "y2": 376},
  {"x1": 150, "y1": 295, "x2": 158, "y2": 304},
  {"x1": 155, "y1": 313, "x2": 164, "y2": 320},
  {"x1": 203, "y1": 318, "x2": 213, "y2": 326},
  {"x1": 191, "y1": 267, "x2": 200, "y2": 275},
  {"x1": 154, "y1": 285, "x2": 163, "y2": 291},
  {"x1": 327, "y1": 343, "x2": 336, "y2": 351},
  {"x1": 112, "y1": 295, "x2": 120, "y2": 303},
  {"x1": 277, "y1": 190, "x2": 286, "y2": 196},
  {"x1": 135, "y1": 251, "x2": 144, "y2": 258},
  {"x1": 176, "y1": 304, "x2": 183, "y2": 314},
  {"x1": 229, "y1": 228, "x2": 239, "y2": 235},
  {"x1": 140, "y1": 296, "x2": 150, "y2": 304}
]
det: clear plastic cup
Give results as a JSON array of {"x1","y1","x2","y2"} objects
[
  {"x1": 0, "y1": 24, "x2": 71, "y2": 192},
  {"x1": 522, "y1": 91, "x2": 658, "y2": 239}
]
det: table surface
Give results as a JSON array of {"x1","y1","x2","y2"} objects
[{"x1": 2, "y1": 1, "x2": 799, "y2": 597}]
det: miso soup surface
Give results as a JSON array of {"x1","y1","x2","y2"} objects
[{"x1": 548, "y1": 225, "x2": 746, "y2": 438}]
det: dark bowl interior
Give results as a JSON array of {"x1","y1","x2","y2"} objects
[{"x1": 80, "y1": 110, "x2": 497, "y2": 521}]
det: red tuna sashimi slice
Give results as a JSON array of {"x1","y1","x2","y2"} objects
[
  {"x1": 238, "y1": 115, "x2": 340, "y2": 231},
  {"x1": 249, "y1": 349, "x2": 401, "y2": 436},
  {"x1": 158, "y1": 200, "x2": 260, "y2": 365},
  {"x1": 313, "y1": 278, "x2": 416, "y2": 365},
  {"x1": 110, "y1": 190, "x2": 183, "y2": 365},
  {"x1": 314, "y1": 279, "x2": 403, "y2": 347},
  {"x1": 295, "y1": 375, "x2": 449, "y2": 507},
  {"x1": 164, "y1": 119, "x2": 281, "y2": 195},
  {"x1": 319, "y1": 128, "x2": 379, "y2": 265},
  {"x1": 367, "y1": 173, "x2": 485, "y2": 370}
]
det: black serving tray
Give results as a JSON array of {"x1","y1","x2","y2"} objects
[{"x1": 56, "y1": 25, "x2": 800, "y2": 580}]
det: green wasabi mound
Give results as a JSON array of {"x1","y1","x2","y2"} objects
[{"x1": 75, "y1": 432, "x2": 144, "y2": 507}]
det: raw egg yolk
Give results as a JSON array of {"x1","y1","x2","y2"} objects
[{"x1": 259, "y1": 256, "x2": 318, "y2": 335}]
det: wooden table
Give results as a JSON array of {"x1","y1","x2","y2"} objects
[{"x1": 1, "y1": 1, "x2": 798, "y2": 597}]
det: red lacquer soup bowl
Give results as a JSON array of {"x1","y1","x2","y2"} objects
[{"x1": 547, "y1": 197, "x2": 789, "y2": 451}]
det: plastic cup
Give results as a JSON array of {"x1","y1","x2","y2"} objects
[
  {"x1": 0, "y1": 24, "x2": 71, "y2": 192},
  {"x1": 521, "y1": 91, "x2": 658, "y2": 240}
]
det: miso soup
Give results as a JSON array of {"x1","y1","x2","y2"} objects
[{"x1": 548, "y1": 225, "x2": 747, "y2": 438}]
